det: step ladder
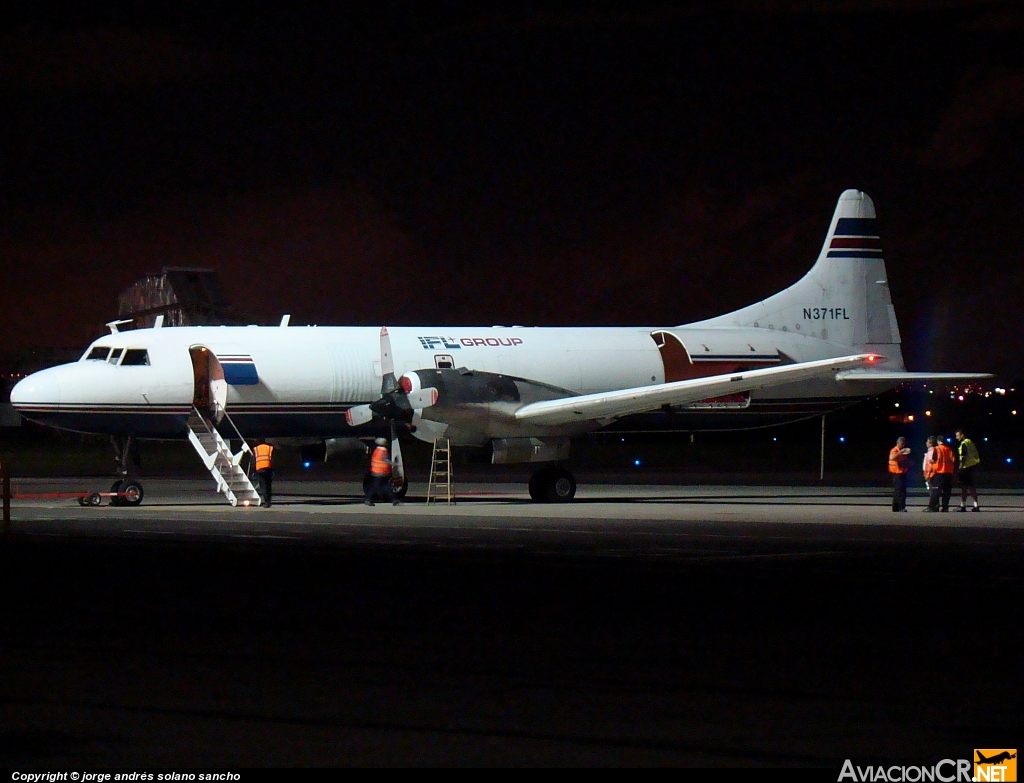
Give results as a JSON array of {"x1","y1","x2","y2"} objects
[
  {"x1": 186, "y1": 406, "x2": 262, "y2": 507},
  {"x1": 426, "y1": 438, "x2": 454, "y2": 505}
]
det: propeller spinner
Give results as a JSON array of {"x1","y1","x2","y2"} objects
[{"x1": 345, "y1": 327, "x2": 439, "y2": 428}]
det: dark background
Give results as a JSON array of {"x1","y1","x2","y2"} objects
[
  {"x1": 4, "y1": 5, "x2": 1024, "y2": 767},
  {"x1": 1, "y1": 2, "x2": 1021, "y2": 377}
]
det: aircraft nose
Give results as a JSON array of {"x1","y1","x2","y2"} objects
[{"x1": 10, "y1": 368, "x2": 61, "y2": 410}]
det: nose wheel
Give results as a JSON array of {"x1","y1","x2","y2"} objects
[
  {"x1": 109, "y1": 479, "x2": 145, "y2": 506},
  {"x1": 528, "y1": 466, "x2": 577, "y2": 503}
]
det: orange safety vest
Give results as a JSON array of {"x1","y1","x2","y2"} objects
[
  {"x1": 888, "y1": 446, "x2": 909, "y2": 474},
  {"x1": 370, "y1": 446, "x2": 391, "y2": 476},
  {"x1": 254, "y1": 443, "x2": 274, "y2": 471},
  {"x1": 932, "y1": 443, "x2": 955, "y2": 474}
]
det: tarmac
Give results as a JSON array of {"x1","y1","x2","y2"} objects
[
  {"x1": 2, "y1": 478, "x2": 1022, "y2": 766},
  {"x1": 6, "y1": 477, "x2": 1024, "y2": 546}
]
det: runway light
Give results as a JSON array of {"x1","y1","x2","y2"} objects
[
  {"x1": 908, "y1": 415, "x2": 915, "y2": 422},
  {"x1": 773, "y1": 437, "x2": 777, "y2": 442},
  {"x1": 925, "y1": 411, "x2": 932, "y2": 416},
  {"x1": 958, "y1": 395, "x2": 964, "y2": 401},
  {"x1": 984, "y1": 437, "x2": 988, "y2": 442},
  {"x1": 839, "y1": 436, "x2": 845, "y2": 443},
  {"x1": 894, "y1": 403, "x2": 900, "y2": 408},
  {"x1": 303, "y1": 461, "x2": 312, "y2": 468},
  {"x1": 1007, "y1": 458, "x2": 1013, "y2": 464},
  {"x1": 634, "y1": 459, "x2": 642, "y2": 466}
]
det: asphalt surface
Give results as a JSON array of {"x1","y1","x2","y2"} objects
[{"x1": 2, "y1": 479, "x2": 1022, "y2": 766}]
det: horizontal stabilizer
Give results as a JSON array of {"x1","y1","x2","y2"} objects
[
  {"x1": 514, "y1": 354, "x2": 877, "y2": 426},
  {"x1": 835, "y1": 371, "x2": 993, "y2": 382}
]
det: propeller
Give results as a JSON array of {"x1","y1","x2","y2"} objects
[{"x1": 345, "y1": 328, "x2": 439, "y2": 483}]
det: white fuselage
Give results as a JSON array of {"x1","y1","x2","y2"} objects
[{"x1": 10, "y1": 323, "x2": 882, "y2": 442}]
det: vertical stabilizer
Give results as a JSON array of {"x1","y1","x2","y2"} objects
[{"x1": 694, "y1": 190, "x2": 905, "y2": 368}]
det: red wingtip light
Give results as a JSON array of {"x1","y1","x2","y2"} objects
[{"x1": 866, "y1": 354, "x2": 878, "y2": 363}]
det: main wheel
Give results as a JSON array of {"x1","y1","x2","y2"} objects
[
  {"x1": 87, "y1": 492, "x2": 103, "y2": 507},
  {"x1": 528, "y1": 467, "x2": 577, "y2": 503},
  {"x1": 120, "y1": 480, "x2": 144, "y2": 506},
  {"x1": 109, "y1": 479, "x2": 124, "y2": 506},
  {"x1": 546, "y1": 467, "x2": 576, "y2": 503}
]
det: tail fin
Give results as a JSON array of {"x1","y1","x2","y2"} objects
[{"x1": 696, "y1": 190, "x2": 906, "y2": 369}]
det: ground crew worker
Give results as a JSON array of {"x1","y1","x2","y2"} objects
[
  {"x1": 253, "y1": 439, "x2": 275, "y2": 508},
  {"x1": 955, "y1": 428, "x2": 981, "y2": 511},
  {"x1": 925, "y1": 436, "x2": 955, "y2": 512},
  {"x1": 888, "y1": 436, "x2": 911, "y2": 512},
  {"x1": 365, "y1": 437, "x2": 400, "y2": 507},
  {"x1": 922, "y1": 437, "x2": 936, "y2": 491}
]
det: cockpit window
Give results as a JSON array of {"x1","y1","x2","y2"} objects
[
  {"x1": 108, "y1": 348, "x2": 125, "y2": 364},
  {"x1": 85, "y1": 346, "x2": 112, "y2": 361},
  {"x1": 121, "y1": 349, "x2": 150, "y2": 366}
]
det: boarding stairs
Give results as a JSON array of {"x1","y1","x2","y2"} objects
[
  {"x1": 186, "y1": 406, "x2": 262, "y2": 507},
  {"x1": 426, "y1": 438, "x2": 455, "y2": 505}
]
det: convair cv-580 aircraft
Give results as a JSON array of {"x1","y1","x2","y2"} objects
[{"x1": 11, "y1": 190, "x2": 988, "y2": 505}]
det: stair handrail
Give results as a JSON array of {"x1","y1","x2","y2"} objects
[
  {"x1": 190, "y1": 405, "x2": 219, "y2": 440},
  {"x1": 219, "y1": 408, "x2": 253, "y2": 456}
]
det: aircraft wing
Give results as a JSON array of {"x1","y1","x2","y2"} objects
[
  {"x1": 513, "y1": 354, "x2": 878, "y2": 427},
  {"x1": 835, "y1": 371, "x2": 993, "y2": 382}
]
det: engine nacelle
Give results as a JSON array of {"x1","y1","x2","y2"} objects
[{"x1": 401, "y1": 367, "x2": 578, "y2": 444}]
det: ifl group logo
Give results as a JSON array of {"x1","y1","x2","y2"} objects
[{"x1": 974, "y1": 750, "x2": 1017, "y2": 782}]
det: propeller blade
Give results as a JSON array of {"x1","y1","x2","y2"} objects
[
  {"x1": 409, "y1": 412, "x2": 449, "y2": 443},
  {"x1": 390, "y1": 420, "x2": 405, "y2": 483},
  {"x1": 345, "y1": 404, "x2": 374, "y2": 427},
  {"x1": 405, "y1": 387, "x2": 439, "y2": 409},
  {"x1": 380, "y1": 326, "x2": 395, "y2": 382}
]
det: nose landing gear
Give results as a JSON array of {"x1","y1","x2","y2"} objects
[{"x1": 109, "y1": 435, "x2": 145, "y2": 507}]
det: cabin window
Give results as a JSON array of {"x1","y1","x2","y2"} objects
[
  {"x1": 85, "y1": 346, "x2": 112, "y2": 361},
  {"x1": 121, "y1": 349, "x2": 150, "y2": 366},
  {"x1": 108, "y1": 348, "x2": 125, "y2": 364}
]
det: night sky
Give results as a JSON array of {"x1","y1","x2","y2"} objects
[{"x1": 1, "y1": 2, "x2": 1021, "y2": 375}]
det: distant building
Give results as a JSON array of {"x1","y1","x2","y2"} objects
[
  {"x1": 117, "y1": 267, "x2": 247, "y2": 329},
  {"x1": 2, "y1": 269, "x2": 247, "y2": 427}
]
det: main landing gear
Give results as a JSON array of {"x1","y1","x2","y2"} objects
[
  {"x1": 528, "y1": 466, "x2": 577, "y2": 503},
  {"x1": 109, "y1": 435, "x2": 145, "y2": 507}
]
